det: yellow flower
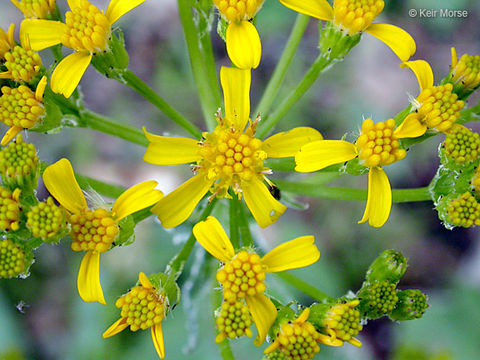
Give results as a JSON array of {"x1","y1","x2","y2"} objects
[
  {"x1": 396, "y1": 60, "x2": 465, "y2": 138},
  {"x1": 0, "y1": 76, "x2": 47, "y2": 146},
  {"x1": 450, "y1": 47, "x2": 480, "y2": 91},
  {"x1": 0, "y1": 239, "x2": 26, "y2": 279},
  {"x1": 20, "y1": 0, "x2": 146, "y2": 98},
  {"x1": 296, "y1": 118, "x2": 408, "y2": 227},
  {"x1": 279, "y1": 0, "x2": 416, "y2": 61},
  {"x1": 144, "y1": 66, "x2": 323, "y2": 229},
  {"x1": 11, "y1": 0, "x2": 57, "y2": 19},
  {"x1": 214, "y1": 0, "x2": 264, "y2": 69},
  {"x1": 447, "y1": 192, "x2": 480, "y2": 228},
  {"x1": 443, "y1": 124, "x2": 480, "y2": 165},
  {"x1": 0, "y1": 24, "x2": 43, "y2": 82},
  {"x1": 321, "y1": 300, "x2": 362, "y2": 347},
  {"x1": 103, "y1": 272, "x2": 167, "y2": 359},
  {"x1": 193, "y1": 216, "x2": 320, "y2": 345},
  {"x1": 42, "y1": 158, "x2": 163, "y2": 304},
  {"x1": 0, "y1": 187, "x2": 22, "y2": 231}
]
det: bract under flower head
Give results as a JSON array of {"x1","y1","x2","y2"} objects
[{"x1": 11, "y1": 0, "x2": 57, "y2": 19}]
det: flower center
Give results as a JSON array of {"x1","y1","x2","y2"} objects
[
  {"x1": 214, "y1": 0, "x2": 265, "y2": 23},
  {"x1": 356, "y1": 119, "x2": 406, "y2": 167},
  {"x1": 4, "y1": 45, "x2": 42, "y2": 82},
  {"x1": 416, "y1": 84, "x2": 465, "y2": 133},
  {"x1": 27, "y1": 197, "x2": 65, "y2": 242},
  {"x1": 324, "y1": 301, "x2": 362, "y2": 342},
  {"x1": 362, "y1": 280, "x2": 398, "y2": 316},
  {"x1": 0, "y1": 134, "x2": 38, "y2": 179},
  {"x1": 447, "y1": 192, "x2": 480, "y2": 228},
  {"x1": 216, "y1": 300, "x2": 253, "y2": 342},
  {"x1": 198, "y1": 123, "x2": 267, "y2": 197},
  {"x1": 116, "y1": 284, "x2": 165, "y2": 332},
  {"x1": 216, "y1": 250, "x2": 266, "y2": 301},
  {"x1": 333, "y1": 0, "x2": 384, "y2": 34},
  {"x1": 274, "y1": 320, "x2": 321, "y2": 360},
  {"x1": 69, "y1": 208, "x2": 119, "y2": 253},
  {"x1": 0, "y1": 85, "x2": 44, "y2": 130},
  {"x1": 452, "y1": 54, "x2": 480, "y2": 90},
  {"x1": 0, "y1": 239, "x2": 26, "y2": 278},
  {"x1": 62, "y1": 0, "x2": 110, "y2": 52},
  {"x1": 0, "y1": 187, "x2": 21, "y2": 231},
  {"x1": 13, "y1": 0, "x2": 56, "y2": 19},
  {"x1": 443, "y1": 124, "x2": 480, "y2": 165}
]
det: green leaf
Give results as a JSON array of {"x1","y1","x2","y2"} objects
[{"x1": 114, "y1": 215, "x2": 135, "y2": 247}]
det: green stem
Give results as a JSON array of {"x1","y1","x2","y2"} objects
[
  {"x1": 275, "y1": 272, "x2": 334, "y2": 303},
  {"x1": 177, "y1": 0, "x2": 221, "y2": 131},
  {"x1": 229, "y1": 198, "x2": 240, "y2": 249},
  {"x1": 199, "y1": 27, "x2": 222, "y2": 113},
  {"x1": 255, "y1": 14, "x2": 309, "y2": 117},
  {"x1": 119, "y1": 69, "x2": 202, "y2": 138},
  {"x1": 275, "y1": 180, "x2": 431, "y2": 203},
  {"x1": 237, "y1": 202, "x2": 253, "y2": 248}
]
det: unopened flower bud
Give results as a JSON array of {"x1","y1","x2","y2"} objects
[
  {"x1": 26, "y1": 197, "x2": 67, "y2": 243},
  {"x1": 389, "y1": 289, "x2": 428, "y2": 321},
  {"x1": 357, "y1": 280, "x2": 398, "y2": 319},
  {"x1": 0, "y1": 239, "x2": 26, "y2": 278},
  {"x1": 366, "y1": 250, "x2": 408, "y2": 284}
]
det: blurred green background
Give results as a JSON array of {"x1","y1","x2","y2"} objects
[{"x1": 1, "y1": 0, "x2": 480, "y2": 359}]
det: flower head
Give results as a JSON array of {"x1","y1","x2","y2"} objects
[
  {"x1": 450, "y1": 47, "x2": 480, "y2": 91},
  {"x1": 443, "y1": 124, "x2": 480, "y2": 165},
  {"x1": 144, "y1": 67, "x2": 322, "y2": 229},
  {"x1": 43, "y1": 158, "x2": 163, "y2": 304},
  {"x1": 215, "y1": 299, "x2": 253, "y2": 343},
  {"x1": 21, "y1": 0, "x2": 146, "y2": 97},
  {"x1": 103, "y1": 272, "x2": 167, "y2": 359},
  {"x1": 279, "y1": 0, "x2": 416, "y2": 61},
  {"x1": 193, "y1": 216, "x2": 320, "y2": 345},
  {"x1": 389, "y1": 289, "x2": 428, "y2": 321},
  {"x1": 446, "y1": 192, "x2": 480, "y2": 228},
  {"x1": 0, "y1": 186, "x2": 22, "y2": 231},
  {"x1": 0, "y1": 133, "x2": 39, "y2": 187},
  {"x1": 358, "y1": 280, "x2": 398, "y2": 319},
  {"x1": 0, "y1": 239, "x2": 26, "y2": 278},
  {"x1": 296, "y1": 118, "x2": 408, "y2": 227},
  {"x1": 11, "y1": 0, "x2": 57, "y2": 19},
  {"x1": 321, "y1": 300, "x2": 363, "y2": 347},
  {"x1": 26, "y1": 197, "x2": 66, "y2": 242}
]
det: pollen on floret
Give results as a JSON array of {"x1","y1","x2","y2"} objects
[
  {"x1": 333, "y1": 0, "x2": 385, "y2": 34},
  {"x1": 356, "y1": 118, "x2": 406, "y2": 168},
  {"x1": 443, "y1": 124, "x2": 480, "y2": 165},
  {"x1": 0, "y1": 85, "x2": 45, "y2": 130},
  {"x1": 0, "y1": 134, "x2": 38, "y2": 180},
  {"x1": 214, "y1": 0, "x2": 265, "y2": 23},
  {"x1": 115, "y1": 283, "x2": 166, "y2": 332},
  {"x1": 323, "y1": 300, "x2": 362, "y2": 345},
  {"x1": 451, "y1": 53, "x2": 480, "y2": 90},
  {"x1": 11, "y1": 0, "x2": 57, "y2": 19},
  {"x1": 3, "y1": 45, "x2": 42, "y2": 82},
  {"x1": 62, "y1": 0, "x2": 111, "y2": 53},
  {"x1": 447, "y1": 192, "x2": 480, "y2": 228},
  {"x1": 416, "y1": 84, "x2": 465, "y2": 133},
  {"x1": 0, "y1": 239, "x2": 26, "y2": 278},
  {"x1": 69, "y1": 208, "x2": 119, "y2": 253},
  {"x1": 215, "y1": 300, "x2": 253, "y2": 343},
  {"x1": 27, "y1": 197, "x2": 65, "y2": 242},
  {"x1": 216, "y1": 250, "x2": 266, "y2": 302},
  {"x1": 0, "y1": 187, "x2": 22, "y2": 231}
]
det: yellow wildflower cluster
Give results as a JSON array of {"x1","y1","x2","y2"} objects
[
  {"x1": 322, "y1": 300, "x2": 363, "y2": 347},
  {"x1": 215, "y1": 300, "x2": 253, "y2": 342},
  {"x1": 333, "y1": 0, "x2": 385, "y2": 34},
  {"x1": 0, "y1": 239, "x2": 26, "y2": 278},
  {"x1": 451, "y1": 48, "x2": 480, "y2": 90},
  {"x1": 0, "y1": 133, "x2": 38, "y2": 180},
  {"x1": 443, "y1": 124, "x2": 480, "y2": 164},
  {"x1": 447, "y1": 192, "x2": 480, "y2": 228},
  {"x1": 26, "y1": 197, "x2": 65, "y2": 241}
]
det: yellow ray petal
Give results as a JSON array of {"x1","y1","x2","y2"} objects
[
  {"x1": 220, "y1": 66, "x2": 251, "y2": 131},
  {"x1": 242, "y1": 177, "x2": 286, "y2": 228},
  {"x1": 279, "y1": 0, "x2": 333, "y2": 20},
  {"x1": 143, "y1": 127, "x2": 200, "y2": 165},
  {"x1": 112, "y1": 180, "x2": 163, "y2": 221},
  {"x1": 394, "y1": 113, "x2": 427, "y2": 139},
  {"x1": 51, "y1": 52, "x2": 93, "y2": 98},
  {"x1": 365, "y1": 23, "x2": 416, "y2": 62},
  {"x1": 358, "y1": 167, "x2": 391, "y2": 228},
  {"x1": 450, "y1": 47, "x2": 458, "y2": 68},
  {"x1": 106, "y1": 0, "x2": 146, "y2": 25},
  {"x1": 43, "y1": 158, "x2": 87, "y2": 213},
  {"x1": 102, "y1": 317, "x2": 128, "y2": 338},
  {"x1": 295, "y1": 140, "x2": 358, "y2": 172},
  {"x1": 67, "y1": 0, "x2": 82, "y2": 10},
  {"x1": 151, "y1": 175, "x2": 214, "y2": 229},
  {"x1": 77, "y1": 251, "x2": 106, "y2": 305},
  {"x1": 35, "y1": 76, "x2": 48, "y2": 101},
  {"x1": 226, "y1": 21, "x2": 261, "y2": 70},
  {"x1": 139, "y1": 272, "x2": 154, "y2": 289},
  {"x1": 151, "y1": 323, "x2": 166, "y2": 359},
  {"x1": 246, "y1": 293, "x2": 277, "y2": 346},
  {"x1": 263, "y1": 127, "x2": 323, "y2": 158},
  {"x1": 19, "y1": 19, "x2": 66, "y2": 51},
  {"x1": 400, "y1": 60, "x2": 434, "y2": 92},
  {"x1": 1, "y1": 126, "x2": 23, "y2": 146},
  {"x1": 261, "y1": 236, "x2": 320, "y2": 273},
  {"x1": 193, "y1": 216, "x2": 235, "y2": 263}
]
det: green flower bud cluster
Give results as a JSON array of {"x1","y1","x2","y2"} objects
[
  {"x1": 26, "y1": 197, "x2": 66, "y2": 242},
  {"x1": 262, "y1": 350, "x2": 288, "y2": 360},
  {"x1": 0, "y1": 239, "x2": 26, "y2": 278},
  {"x1": 366, "y1": 250, "x2": 407, "y2": 284},
  {"x1": 446, "y1": 192, "x2": 480, "y2": 227},
  {"x1": 215, "y1": 300, "x2": 253, "y2": 343},
  {"x1": 443, "y1": 124, "x2": 480, "y2": 165},
  {"x1": 357, "y1": 280, "x2": 398, "y2": 319},
  {"x1": 389, "y1": 290, "x2": 428, "y2": 321}
]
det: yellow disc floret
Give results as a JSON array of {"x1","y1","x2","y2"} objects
[
  {"x1": 323, "y1": 300, "x2": 362, "y2": 346},
  {"x1": 451, "y1": 53, "x2": 480, "y2": 90},
  {"x1": 215, "y1": 300, "x2": 253, "y2": 343},
  {"x1": 62, "y1": 0, "x2": 111, "y2": 53},
  {"x1": 69, "y1": 208, "x2": 119, "y2": 253},
  {"x1": 0, "y1": 239, "x2": 26, "y2": 278},
  {"x1": 0, "y1": 134, "x2": 38, "y2": 179},
  {"x1": 27, "y1": 197, "x2": 65, "y2": 241},
  {"x1": 447, "y1": 192, "x2": 480, "y2": 228},
  {"x1": 0, "y1": 187, "x2": 21, "y2": 231},
  {"x1": 0, "y1": 85, "x2": 45, "y2": 130},
  {"x1": 3, "y1": 45, "x2": 42, "y2": 82},
  {"x1": 216, "y1": 250, "x2": 266, "y2": 302},
  {"x1": 443, "y1": 124, "x2": 480, "y2": 164},
  {"x1": 214, "y1": 0, "x2": 265, "y2": 23},
  {"x1": 115, "y1": 283, "x2": 166, "y2": 332},
  {"x1": 11, "y1": 0, "x2": 57, "y2": 19},
  {"x1": 356, "y1": 118, "x2": 406, "y2": 168},
  {"x1": 333, "y1": 0, "x2": 385, "y2": 34},
  {"x1": 416, "y1": 84, "x2": 464, "y2": 133}
]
